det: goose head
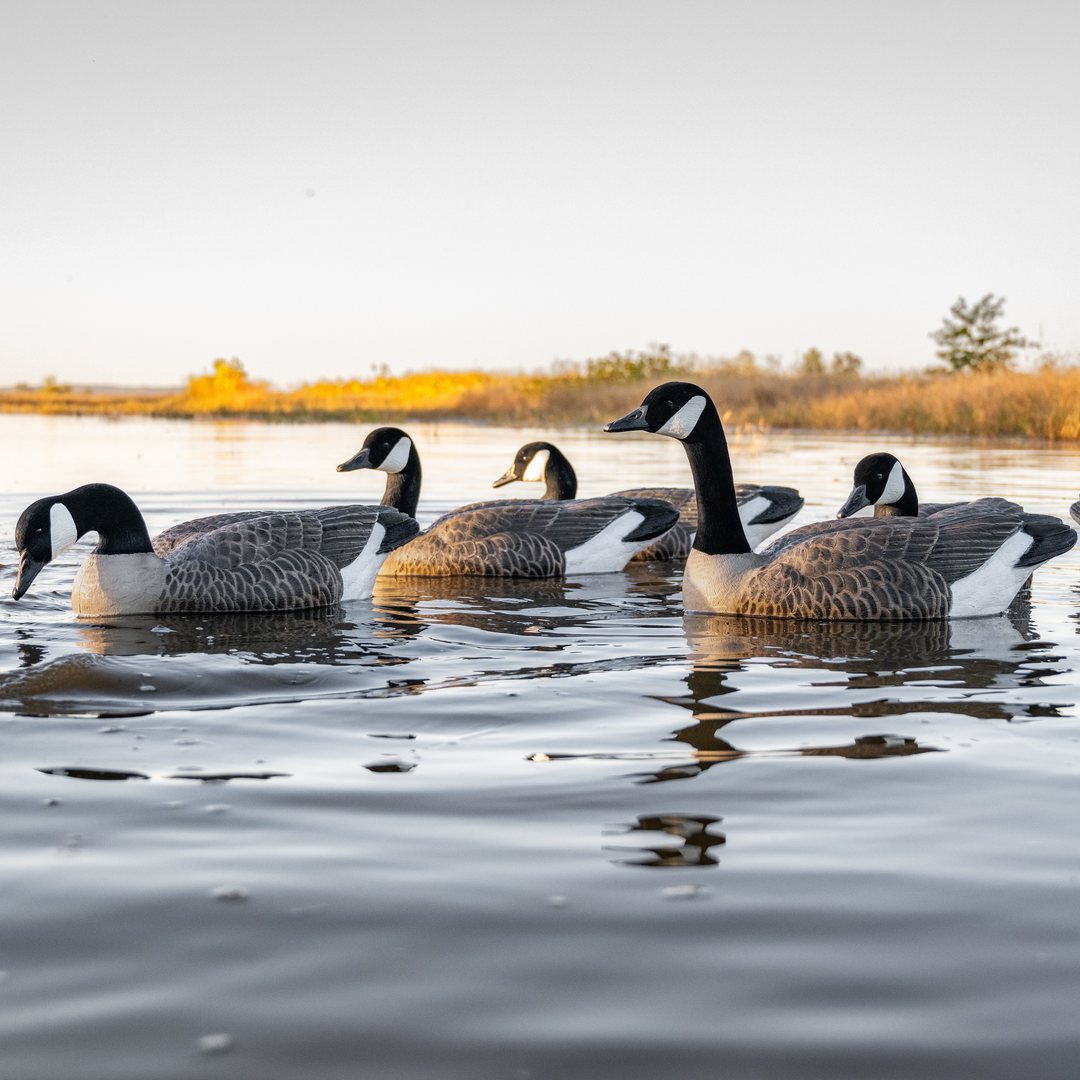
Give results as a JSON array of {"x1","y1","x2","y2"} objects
[
  {"x1": 493, "y1": 442, "x2": 552, "y2": 488},
  {"x1": 838, "y1": 453, "x2": 915, "y2": 518},
  {"x1": 338, "y1": 427, "x2": 414, "y2": 475},
  {"x1": 12, "y1": 484, "x2": 152, "y2": 600},
  {"x1": 603, "y1": 382, "x2": 709, "y2": 440},
  {"x1": 12, "y1": 497, "x2": 78, "y2": 599}
]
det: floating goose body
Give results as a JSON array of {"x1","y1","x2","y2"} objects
[
  {"x1": 604, "y1": 383, "x2": 1076, "y2": 620},
  {"x1": 492, "y1": 440, "x2": 803, "y2": 558},
  {"x1": 338, "y1": 428, "x2": 680, "y2": 576},
  {"x1": 12, "y1": 484, "x2": 418, "y2": 616},
  {"x1": 838, "y1": 452, "x2": 965, "y2": 518}
]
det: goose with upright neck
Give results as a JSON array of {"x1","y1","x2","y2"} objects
[
  {"x1": 12, "y1": 483, "x2": 418, "y2": 616},
  {"x1": 492, "y1": 440, "x2": 803, "y2": 558},
  {"x1": 337, "y1": 427, "x2": 680, "y2": 576},
  {"x1": 604, "y1": 382, "x2": 1076, "y2": 619}
]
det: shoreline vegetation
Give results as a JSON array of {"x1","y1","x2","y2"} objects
[{"x1": 6, "y1": 349, "x2": 1080, "y2": 441}]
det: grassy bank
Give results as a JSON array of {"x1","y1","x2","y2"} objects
[{"x1": 6, "y1": 355, "x2": 1080, "y2": 440}]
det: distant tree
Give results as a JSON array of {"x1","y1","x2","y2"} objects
[
  {"x1": 799, "y1": 348, "x2": 825, "y2": 375},
  {"x1": 930, "y1": 294, "x2": 1035, "y2": 373},
  {"x1": 830, "y1": 351, "x2": 863, "y2": 376}
]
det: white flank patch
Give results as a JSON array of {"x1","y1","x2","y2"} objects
[
  {"x1": 378, "y1": 437, "x2": 412, "y2": 474},
  {"x1": 564, "y1": 510, "x2": 648, "y2": 574},
  {"x1": 879, "y1": 460, "x2": 906, "y2": 505},
  {"x1": 339, "y1": 522, "x2": 386, "y2": 600},
  {"x1": 522, "y1": 448, "x2": 549, "y2": 482},
  {"x1": 50, "y1": 503, "x2": 78, "y2": 560},
  {"x1": 743, "y1": 512, "x2": 799, "y2": 549},
  {"x1": 737, "y1": 495, "x2": 770, "y2": 525},
  {"x1": 949, "y1": 529, "x2": 1034, "y2": 617},
  {"x1": 656, "y1": 395, "x2": 706, "y2": 439}
]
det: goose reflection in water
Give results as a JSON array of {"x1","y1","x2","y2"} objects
[{"x1": 605, "y1": 814, "x2": 727, "y2": 868}]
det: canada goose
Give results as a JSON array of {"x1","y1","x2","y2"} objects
[
  {"x1": 604, "y1": 383, "x2": 1076, "y2": 619},
  {"x1": 493, "y1": 440, "x2": 803, "y2": 557},
  {"x1": 11, "y1": 483, "x2": 419, "y2": 616},
  {"x1": 336, "y1": 427, "x2": 680, "y2": 576},
  {"x1": 837, "y1": 452, "x2": 963, "y2": 518}
]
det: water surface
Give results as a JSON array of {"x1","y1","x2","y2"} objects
[{"x1": 2, "y1": 416, "x2": 1080, "y2": 1079}]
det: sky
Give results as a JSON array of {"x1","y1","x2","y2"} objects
[{"x1": 1, "y1": 0, "x2": 1077, "y2": 387}]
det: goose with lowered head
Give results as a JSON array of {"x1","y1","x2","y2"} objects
[
  {"x1": 492, "y1": 440, "x2": 803, "y2": 559},
  {"x1": 837, "y1": 452, "x2": 966, "y2": 518},
  {"x1": 11, "y1": 483, "x2": 419, "y2": 616},
  {"x1": 336, "y1": 427, "x2": 679, "y2": 576},
  {"x1": 604, "y1": 383, "x2": 1076, "y2": 619}
]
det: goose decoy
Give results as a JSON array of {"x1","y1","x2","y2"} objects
[
  {"x1": 604, "y1": 383, "x2": 1076, "y2": 619},
  {"x1": 336, "y1": 427, "x2": 680, "y2": 576},
  {"x1": 492, "y1": 440, "x2": 804, "y2": 558},
  {"x1": 11, "y1": 483, "x2": 418, "y2": 616},
  {"x1": 837, "y1": 452, "x2": 963, "y2": 518}
]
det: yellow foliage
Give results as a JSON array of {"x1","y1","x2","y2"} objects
[{"x1": 6, "y1": 358, "x2": 1080, "y2": 441}]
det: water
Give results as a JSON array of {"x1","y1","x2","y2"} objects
[{"x1": 2, "y1": 414, "x2": 1080, "y2": 1079}]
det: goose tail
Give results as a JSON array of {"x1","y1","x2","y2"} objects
[
  {"x1": 621, "y1": 499, "x2": 681, "y2": 543},
  {"x1": 1016, "y1": 514, "x2": 1077, "y2": 568},
  {"x1": 376, "y1": 507, "x2": 421, "y2": 554}
]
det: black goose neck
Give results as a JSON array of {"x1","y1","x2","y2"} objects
[
  {"x1": 542, "y1": 445, "x2": 577, "y2": 500},
  {"x1": 381, "y1": 444, "x2": 423, "y2": 517},
  {"x1": 680, "y1": 402, "x2": 752, "y2": 555},
  {"x1": 65, "y1": 484, "x2": 154, "y2": 555},
  {"x1": 874, "y1": 471, "x2": 919, "y2": 517}
]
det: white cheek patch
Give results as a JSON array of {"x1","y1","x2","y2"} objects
[
  {"x1": 50, "y1": 502, "x2": 79, "y2": 560},
  {"x1": 378, "y1": 437, "x2": 412, "y2": 474},
  {"x1": 879, "y1": 460, "x2": 907, "y2": 505},
  {"x1": 522, "y1": 449, "x2": 549, "y2": 482},
  {"x1": 656, "y1": 395, "x2": 706, "y2": 439}
]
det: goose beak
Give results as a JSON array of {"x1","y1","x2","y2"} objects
[
  {"x1": 837, "y1": 485, "x2": 870, "y2": 518},
  {"x1": 603, "y1": 406, "x2": 649, "y2": 433},
  {"x1": 12, "y1": 550, "x2": 46, "y2": 601},
  {"x1": 492, "y1": 468, "x2": 518, "y2": 489},
  {"x1": 337, "y1": 448, "x2": 372, "y2": 472}
]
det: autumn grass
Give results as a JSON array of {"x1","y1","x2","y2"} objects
[{"x1": 7, "y1": 356, "x2": 1080, "y2": 441}]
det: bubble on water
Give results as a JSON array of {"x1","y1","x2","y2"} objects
[
  {"x1": 547, "y1": 895, "x2": 568, "y2": 908},
  {"x1": 196, "y1": 1032, "x2": 233, "y2": 1054},
  {"x1": 660, "y1": 884, "x2": 711, "y2": 900},
  {"x1": 150, "y1": 626, "x2": 174, "y2": 634},
  {"x1": 138, "y1": 685, "x2": 156, "y2": 692},
  {"x1": 98, "y1": 726, "x2": 123, "y2": 734},
  {"x1": 211, "y1": 885, "x2": 248, "y2": 901},
  {"x1": 204, "y1": 804, "x2": 231, "y2": 814}
]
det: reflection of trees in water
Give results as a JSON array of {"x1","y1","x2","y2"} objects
[{"x1": 606, "y1": 814, "x2": 726, "y2": 868}]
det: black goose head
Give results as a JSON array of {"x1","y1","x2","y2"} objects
[
  {"x1": 337, "y1": 427, "x2": 422, "y2": 517},
  {"x1": 12, "y1": 484, "x2": 152, "y2": 600},
  {"x1": 603, "y1": 382, "x2": 710, "y2": 440},
  {"x1": 492, "y1": 442, "x2": 577, "y2": 499},
  {"x1": 337, "y1": 427, "x2": 414, "y2": 475},
  {"x1": 838, "y1": 453, "x2": 915, "y2": 518}
]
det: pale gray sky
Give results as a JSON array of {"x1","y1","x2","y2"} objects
[{"x1": 1, "y1": 0, "x2": 1077, "y2": 386}]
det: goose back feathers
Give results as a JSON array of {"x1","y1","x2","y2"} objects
[
  {"x1": 493, "y1": 440, "x2": 803, "y2": 558},
  {"x1": 605, "y1": 383, "x2": 1076, "y2": 620},
  {"x1": 339, "y1": 427, "x2": 680, "y2": 577},
  {"x1": 13, "y1": 484, "x2": 418, "y2": 616}
]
